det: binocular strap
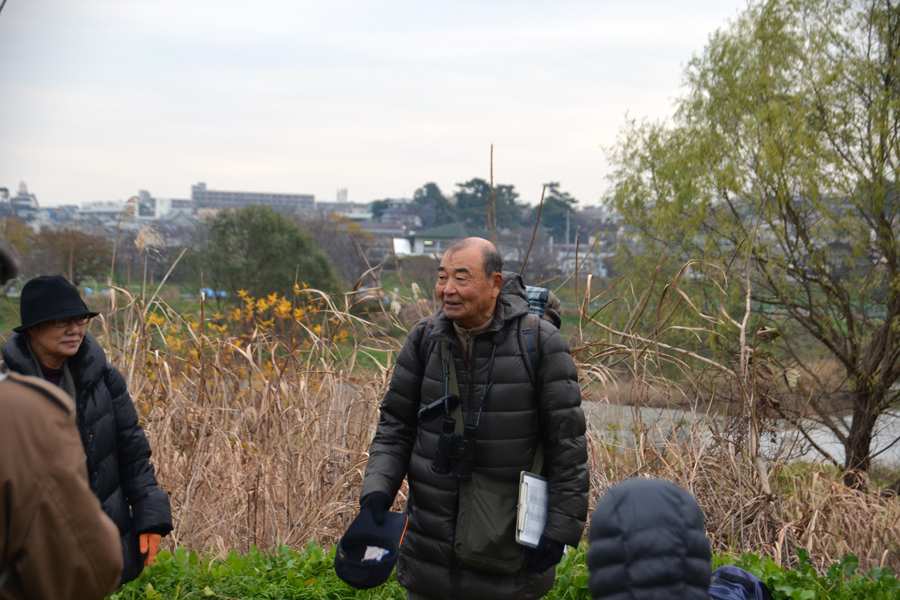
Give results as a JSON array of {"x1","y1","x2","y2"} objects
[
  {"x1": 439, "y1": 342, "x2": 465, "y2": 436},
  {"x1": 438, "y1": 341, "x2": 544, "y2": 475}
]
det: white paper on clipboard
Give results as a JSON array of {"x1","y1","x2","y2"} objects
[{"x1": 516, "y1": 471, "x2": 548, "y2": 548}]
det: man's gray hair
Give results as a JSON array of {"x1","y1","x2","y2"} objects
[{"x1": 445, "y1": 238, "x2": 503, "y2": 276}]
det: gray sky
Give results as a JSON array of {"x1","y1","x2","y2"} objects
[{"x1": 0, "y1": 0, "x2": 746, "y2": 208}]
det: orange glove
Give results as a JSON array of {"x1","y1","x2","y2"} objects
[{"x1": 140, "y1": 533, "x2": 162, "y2": 566}]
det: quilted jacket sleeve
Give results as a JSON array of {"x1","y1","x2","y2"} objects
[
  {"x1": 537, "y1": 320, "x2": 589, "y2": 547},
  {"x1": 359, "y1": 319, "x2": 427, "y2": 503},
  {"x1": 105, "y1": 363, "x2": 174, "y2": 536}
]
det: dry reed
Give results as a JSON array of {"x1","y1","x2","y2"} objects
[{"x1": 93, "y1": 260, "x2": 900, "y2": 574}]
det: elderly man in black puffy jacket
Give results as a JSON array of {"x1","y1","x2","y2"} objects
[{"x1": 360, "y1": 237, "x2": 589, "y2": 600}]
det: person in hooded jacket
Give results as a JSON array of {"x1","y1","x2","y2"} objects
[
  {"x1": 587, "y1": 478, "x2": 712, "y2": 600},
  {"x1": 360, "y1": 238, "x2": 589, "y2": 600},
  {"x1": 2, "y1": 275, "x2": 173, "y2": 586}
]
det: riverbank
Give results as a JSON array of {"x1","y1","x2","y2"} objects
[{"x1": 584, "y1": 400, "x2": 900, "y2": 467}]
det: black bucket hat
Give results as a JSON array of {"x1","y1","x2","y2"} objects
[
  {"x1": 334, "y1": 509, "x2": 408, "y2": 589},
  {"x1": 14, "y1": 275, "x2": 99, "y2": 333}
]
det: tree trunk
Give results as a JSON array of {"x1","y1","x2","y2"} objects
[{"x1": 844, "y1": 388, "x2": 879, "y2": 489}]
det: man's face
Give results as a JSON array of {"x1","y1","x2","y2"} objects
[{"x1": 436, "y1": 246, "x2": 502, "y2": 329}]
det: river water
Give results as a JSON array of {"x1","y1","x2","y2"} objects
[{"x1": 583, "y1": 401, "x2": 900, "y2": 466}]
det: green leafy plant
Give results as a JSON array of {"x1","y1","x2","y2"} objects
[
  {"x1": 110, "y1": 544, "x2": 899, "y2": 600},
  {"x1": 109, "y1": 542, "x2": 598, "y2": 600},
  {"x1": 720, "y1": 549, "x2": 900, "y2": 600}
]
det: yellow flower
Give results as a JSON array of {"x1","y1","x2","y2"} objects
[
  {"x1": 275, "y1": 298, "x2": 292, "y2": 318},
  {"x1": 145, "y1": 313, "x2": 166, "y2": 326}
]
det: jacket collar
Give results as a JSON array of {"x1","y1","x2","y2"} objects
[
  {"x1": 2, "y1": 331, "x2": 106, "y2": 389},
  {"x1": 429, "y1": 271, "x2": 530, "y2": 344}
]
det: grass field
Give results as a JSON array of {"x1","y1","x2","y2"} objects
[{"x1": 110, "y1": 543, "x2": 900, "y2": 600}]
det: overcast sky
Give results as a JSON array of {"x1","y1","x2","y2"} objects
[{"x1": 0, "y1": 0, "x2": 746, "y2": 208}]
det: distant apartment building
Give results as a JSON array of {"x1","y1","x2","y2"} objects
[
  {"x1": 6, "y1": 182, "x2": 40, "y2": 221},
  {"x1": 79, "y1": 200, "x2": 130, "y2": 225},
  {"x1": 78, "y1": 190, "x2": 190, "y2": 226},
  {"x1": 138, "y1": 190, "x2": 193, "y2": 219},
  {"x1": 316, "y1": 201, "x2": 373, "y2": 220},
  {"x1": 191, "y1": 182, "x2": 315, "y2": 212},
  {"x1": 170, "y1": 198, "x2": 193, "y2": 214}
]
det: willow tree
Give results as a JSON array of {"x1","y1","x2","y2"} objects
[{"x1": 607, "y1": 0, "x2": 900, "y2": 487}]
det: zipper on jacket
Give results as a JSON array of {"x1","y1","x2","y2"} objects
[
  {"x1": 455, "y1": 335, "x2": 474, "y2": 600},
  {"x1": 451, "y1": 510, "x2": 461, "y2": 600},
  {"x1": 75, "y1": 393, "x2": 94, "y2": 481},
  {"x1": 465, "y1": 338, "x2": 476, "y2": 426}
]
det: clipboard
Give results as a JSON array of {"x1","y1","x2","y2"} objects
[{"x1": 515, "y1": 471, "x2": 548, "y2": 548}]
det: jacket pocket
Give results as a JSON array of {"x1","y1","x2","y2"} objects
[{"x1": 455, "y1": 472, "x2": 525, "y2": 575}]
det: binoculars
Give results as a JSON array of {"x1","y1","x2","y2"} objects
[
  {"x1": 417, "y1": 394, "x2": 477, "y2": 481},
  {"x1": 432, "y1": 418, "x2": 477, "y2": 480},
  {"x1": 418, "y1": 342, "x2": 498, "y2": 482}
]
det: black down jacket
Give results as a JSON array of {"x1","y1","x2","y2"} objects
[
  {"x1": 587, "y1": 478, "x2": 712, "y2": 600},
  {"x1": 361, "y1": 273, "x2": 589, "y2": 600},
  {"x1": 2, "y1": 332, "x2": 173, "y2": 585}
]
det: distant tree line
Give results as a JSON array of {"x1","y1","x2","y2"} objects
[
  {"x1": 0, "y1": 177, "x2": 591, "y2": 300},
  {"x1": 374, "y1": 179, "x2": 581, "y2": 243}
]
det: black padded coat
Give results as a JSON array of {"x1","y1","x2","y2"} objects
[
  {"x1": 2, "y1": 332, "x2": 173, "y2": 585},
  {"x1": 587, "y1": 478, "x2": 712, "y2": 600},
  {"x1": 360, "y1": 273, "x2": 589, "y2": 600}
]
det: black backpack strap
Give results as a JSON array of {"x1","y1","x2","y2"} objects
[
  {"x1": 418, "y1": 314, "x2": 438, "y2": 371},
  {"x1": 517, "y1": 313, "x2": 545, "y2": 475},
  {"x1": 518, "y1": 313, "x2": 541, "y2": 387}
]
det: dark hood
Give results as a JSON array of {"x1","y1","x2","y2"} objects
[
  {"x1": 587, "y1": 478, "x2": 712, "y2": 600},
  {"x1": 495, "y1": 270, "x2": 530, "y2": 322}
]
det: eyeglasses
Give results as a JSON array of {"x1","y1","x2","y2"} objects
[{"x1": 49, "y1": 315, "x2": 91, "y2": 328}]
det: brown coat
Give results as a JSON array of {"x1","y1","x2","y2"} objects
[{"x1": 0, "y1": 371, "x2": 122, "y2": 600}]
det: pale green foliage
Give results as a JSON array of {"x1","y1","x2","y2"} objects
[{"x1": 606, "y1": 0, "x2": 900, "y2": 481}]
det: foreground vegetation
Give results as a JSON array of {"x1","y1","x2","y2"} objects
[
  {"x1": 81, "y1": 267, "x2": 900, "y2": 574},
  {"x1": 7, "y1": 222, "x2": 898, "y2": 594},
  {"x1": 110, "y1": 543, "x2": 899, "y2": 600}
]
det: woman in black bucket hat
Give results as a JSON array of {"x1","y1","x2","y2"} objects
[{"x1": 2, "y1": 275, "x2": 173, "y2": 587}]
